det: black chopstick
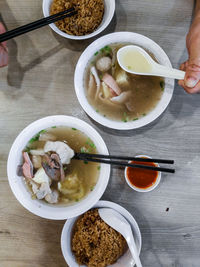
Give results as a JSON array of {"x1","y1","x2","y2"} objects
[
  {"x1": 74, "y1": 153, "x2": 174, "y2": 164},
  {"x1": 74, "y1": 157, "x2": 175, "y2": 173},
  {"x1": 0, "y1": 8, "x2": 77, "y2": 42}
]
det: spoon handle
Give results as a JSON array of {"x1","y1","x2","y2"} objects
[
  {"x1": 153, "y1": 63, "x2": 185, "y2": 80},
  {"x1": 127, "y1": 234, "x2": 143, "y2": 267}
]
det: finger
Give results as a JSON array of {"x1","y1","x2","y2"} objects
[
  {"x1": 178, "y1": 80, "x2": 184, "y2": 87},
  {"x1": 184, "y1": 63, "x2": 200, "y2": 88},
  {"x1": 0, "y1": 23, "x2": 7, "y2": 49},
  {"x1": 179, "y1": 79, "x2": 200, "y2": 94},
  {"x1": 180, "y1": 61, "x2": 188, "y2": 71},
  {"x1": 180, "y1": 63, "x2": 185, "y2": 71}
]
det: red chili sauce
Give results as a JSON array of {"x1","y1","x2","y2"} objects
[{"x1": 127, "y1": 160, "x2": 158, "y2": 189}]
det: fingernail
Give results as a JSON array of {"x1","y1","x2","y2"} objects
[{"x1": 185, "y1": 78, "x2": 198, "y2": 88}]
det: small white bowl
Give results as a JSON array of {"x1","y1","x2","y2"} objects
[
  {"x1": 125, "y1": 155, "x2": 161, "y2": 193},
  {"x1": 42, "y1": 0, "x2": 115, "y2": 40},
  {"x1": 61, "y1": 200, "x2": 142, "y2": 267},
  {"x1": 7, "y1": 115, "x2": 110, "y2": 220},
  {"x1": 74, "y1": 32, "x2": 174, "y2": 130}
]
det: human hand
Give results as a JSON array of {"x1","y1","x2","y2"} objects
[
  {"x1": 0, "y1": 22, "x2": 8, "y2": 68},
  {"x1": 179, "y1": 16, "x2": 200, "y2": 93}
]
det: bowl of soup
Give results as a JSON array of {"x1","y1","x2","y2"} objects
[
  {"x1": 74, "y1": 32, "x2": 174, "y2": 130},
  {"x1": 7, "y1": 115, "x2": 110, "y2": 220}
]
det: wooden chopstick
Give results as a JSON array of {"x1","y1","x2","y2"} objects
[
  {"x1": 74, "y1": 153, "x2": 174, "y2": 164},
  {"x1": 0, "y1": 8, "x2": 77, "y2": 42},
  {"x1": 74, "y1": 157, "x2": 175, "y2": 173}
]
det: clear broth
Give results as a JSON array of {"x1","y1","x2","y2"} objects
[
  {"x1": 85, "y1": 43, "x2": 164, "y2": 122},
  {"x1": 25, "y1": 127, "x2": 99, "y2": 205}
]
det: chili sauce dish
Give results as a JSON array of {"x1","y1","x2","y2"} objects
[{"x1": 124, "y1": 155, "x2": 161, "y2": 192}]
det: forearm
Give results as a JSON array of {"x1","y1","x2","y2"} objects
[
  {"x1": 195, "y1": 0, "x2": 200, "y2": 18},
  {"x1": 178, "y1": 0, "x2": 200, "y2": 93}
]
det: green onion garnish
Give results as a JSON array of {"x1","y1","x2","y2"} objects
[
  {"x1": 24, "y1": 146, "x2": 31, "y2": 152},
  {"x1": 86, "y1": 138, "x2": 96, "y2": 149},
  {"x1": 160, "y1": 81, "x2": 165, "y2": 91},
  {"x1": 29, "y1": 129, "x2": 46, "y2": 144},
  {"x1": 122, "y1": 112, "x2": 128, "y2": 123}
]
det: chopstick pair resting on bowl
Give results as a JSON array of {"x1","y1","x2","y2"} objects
[
  {"x1": 74, "y1": 153, "x2": 175, "y2": 174},
  {"x1": 0, "y1": 7, "x2": 77, "y2": 42}
]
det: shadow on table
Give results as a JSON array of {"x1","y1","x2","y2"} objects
[
  {"x1": 168, "y1": 79, "x2": 200, "y2": 121},
  {"x1": 123, "y1": 203, "x2": 165, "y2": 267},
  {"x1": 0, "y1": 0, "x2": 47, "y2": 90},
  {"x1": 86, "y1": 109, "x2": 167, "y2": 138},
  {"x1": 102, "y1": 186, "x2": 165, "y2": 267},
  {"x1": 1, "y1": 6, "x2": 117, "y2": 90},
  {"x1": 38, "y1": 219, "x2": 66, "y2": 267},
  {"x1": 0, "y1": 12, "x2": 23, "y2": 89}
]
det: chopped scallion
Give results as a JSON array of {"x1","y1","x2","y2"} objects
[
  {"x1": 122, "y1": 112, "x2": 128, "y2": 123},
  {"x1": 24, "y1": 146, "x2": 31, "y2": 153},
  {"x1": 86, "y1": 138, "x2": 96, "y2": 149},
  {"x1": 160, "y1": 81, "x2": 165, "y2": 90},
  {"x1": 28, "y1": 129, "x2": 46, "y2": 144},
  {"x1": 80, "y1": 147, "x2": 86, "y2": 153}
]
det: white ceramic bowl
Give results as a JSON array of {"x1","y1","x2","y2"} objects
[
  {"x1": 74, "y1": 32, "x2": 174, "y2": 130},
  {"x1": 125, "y1": 155, "x2": 161, "y2": 192},
  {"x1": 42, "y1": 0, "x2": 115, "y2": 40},
  {"x1": 7, "y1": 115, "x2": 110, "y2": 220},
  {"x1": 61, "y1": 200, "x2": 142, "y2": 267}
]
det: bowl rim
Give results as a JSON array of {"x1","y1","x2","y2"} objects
[
  {"x1": 124, "y1": 155, "x2": 161, "y2": 192},
  {"x1": 61, "y1": 200, "x2": 142, "y2": 267},
  {"x1": 74, "y1": 31, "x2": 175, "y2": 130},
  {"x1": 7, "y1": 115, "x2": 111, "y2": 220},
  {"x1": 42, "y1": 0, "x2": 116, "y2": 40}
]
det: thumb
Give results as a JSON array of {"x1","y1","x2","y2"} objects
[{"x1": 184, "y1": 57, "x2": 200, "y2": 88}]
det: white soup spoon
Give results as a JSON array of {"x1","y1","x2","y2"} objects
[
  {"x1": 99, "y1": 208, "x2": 143, "y2": 267},
  {"x1": 117, "y1": 45, "x2": 185, "y2": 80}
]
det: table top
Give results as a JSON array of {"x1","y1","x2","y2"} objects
[{"x1": 0, "y1": 0, "x2": 199, "y2": 266}]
